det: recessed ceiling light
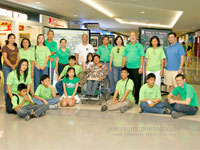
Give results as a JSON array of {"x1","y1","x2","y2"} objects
[
  {"x1": 140, "y1": 11, "x2": 145, "y2": 14},
  {"x1": 74, "y1": 15, "x2": 78, "y2": 17},
  {"x1": 145, "y1": 20, "x2": 149, "y2": 22},
  {"x1": 36, "y1": 1, "x2": 40, "y2": 4},
  {"x1": 192, "y1": 26, "x2": 195, "y2": 28}
]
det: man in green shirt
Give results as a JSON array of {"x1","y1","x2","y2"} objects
[
  {"x1": 122, "y1": 32, "x2": 145, "y2": 104},
  {"x1": 166, "y1": 74, "x2": 199, "y2": 118},
  {"x1": 97, "y1": 36, "x2": 114, "y2": 94},
  {"x1": 139, "y1": 73, "x2": 170, "y2": 114},
  {"x1": 45, "y1": 30, "x2": 58, "y2": 84},
  {"x1": 101, "y1": 67, "x2": 134, "y2": 113}
]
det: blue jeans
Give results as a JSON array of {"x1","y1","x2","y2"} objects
[
  {"x1": 58, "y1": 64, "x2": 67, "y2": 76},
  {"x1": 113, "y1": 66, "x2": 121, "y2": 91},
  {"x1": 32, "y1": 97, "x2": 59, "y2": 105},
  {"x1": 165, "y1": 99, "x2": 198, "y2": 115},
  {"x1": 140, "y1": 102, "x2": 165, "y2": 114},
  {"x1": 2, "y1": 66, "x2": 12, "y2": 99},
  {"x1": 103, "y1": 62, "x2": 114, "y2": 94},
  {"x1": 86, "y1": 80, "x2": 100, "y2": 96},
  {"x1": 34, "y1": 66, "x2": 48, "y2": 92},
  {"x1": 48, "y1": 67, "x2": 55, "y2": 84},
  {"x1": 16, "y1": 104, "x2": 48, "y2": 118},
  {"x1": 56, "y1": 81, "x2": 63, "y2": 96}
]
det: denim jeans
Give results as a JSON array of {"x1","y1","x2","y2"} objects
[
  {"x1": 16, "y1": 104, "x2": 48, "y2": 118},
  {"x1": 58, "y1": 64, "x2": 67, "y2": 76},
  {"x1": 113, "y1": 66, "x2": 121, "y2": 91},
  {"x1": 86, "y1": 80, "x2": 100, "y2": 96},
  {"x1": 56, "y1": 81, "x2": 63, "y2": 96},
  {"x1": 34, "y1": 66, "x2": 48, "y2": 92},
  {"x1": 48, "y1": 67, "x2": 55, "y2": 84},
  {"x1": 32, "y1": 97, "x2": 59, "y2": 105},
  {"x1": 165, "y1": 99, "x2": 198, "y2": 115},
  {"x1": 2, "y1": 66, "x2": 12, "y2": 99},
  {"x1": 140, "y1": 102, "x2": 165, "y2": 114}
]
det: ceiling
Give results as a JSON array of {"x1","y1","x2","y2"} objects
[{"x1": 2, "y1": 0, "x2": 200, "y2": 35}]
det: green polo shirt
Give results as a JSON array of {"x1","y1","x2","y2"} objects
[
  {"x1": 61, "y1": 65, "x2": 82, "y2": 77},
  {"x1": 45, "y1": 39, "x2": 57, "y2": 68},
  {"x1": 56, "y1": 48, "x2": 71, "y2": 65},
  {"x1": 116, "y1": 78, "x2": 135, "y2": 103},
  {"x1": 123, "y1": 42, "x2": 145, "y2": 69},
  {"x1": 12, "y1": 94, "x2": 33, "y2": 109},
  {"x1": 96, "y1": 44, "x2": 113, "y2": 62},
  {"x1": 35, "y1": 84, "x2": 53, "y2": 100},
  {"x1": 139, "y1": 83, "x2": 162, "y2": 105},
  {"x1": 172, "y1": 82, "x2": 199, "y2": 108},
  {"x1": 110, "y1": 46, "x2": 125, "y2": 67},
  {"x1": 145, "y1": 47, "x2": 166, "y2": 72}
]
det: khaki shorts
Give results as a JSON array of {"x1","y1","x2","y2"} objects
[{"x1": 164, "y1": 69, "x2": 178, "y2": 87}]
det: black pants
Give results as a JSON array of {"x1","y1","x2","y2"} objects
[
  {"x1": 58, "y1": 64, "x2": 67, "y2": 76},
  {"x1": 5, "y1": 93, "x2": 16, "y2": 114},
  {"x1": 128, "y1": 68, "x2": 142, "y2": 103}
]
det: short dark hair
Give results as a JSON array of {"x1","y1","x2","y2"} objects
[
  {"x1": 18, "y1": 83, "x2": 27, "y2": 91},
  {"x1": 102, "y1": 36, "x2": 109, "y2": 40},
  {"x1": 20, "y1": 38, "x2": 31, "y2": 48},
  {"x1": 168, "y1": 32, "x2": 176, "y2": 37},
  {"x1": 66, "y1": 67, "x2": 76, "y2": 78},
  {"x1": 60, "y1": 38, "x2": 67, "y2": 43},
  {"x1": 93, "y1": 54, "x2": 100, "y2": 59},
  {"x1": 150, "y1": 36, "x2": 161, "y2": 47},
  {"x1": 69, "y1": 55, "x2": 76, "y2": 61},
  {"x1": 40, "y1": 74, "x2": 49, "y2": 82},
  {"x1": 146, "y1": 73, "x2": 156, "y2": 80},
  {"x1": 48, "y1": 30, "x2": 54, "y2": 34},
  {"x1": 114, "y1": 36, "x2": 124, "y2": 46},
  {"x1": 121, "y1": 67, "x2": 129, "y2": 73},
  {"x1": 175, "y1": 74, "x2": 185, "y2": 80}
]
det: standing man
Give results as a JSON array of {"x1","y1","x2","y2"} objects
[
  {"x1": 75, "y1": 34, "x2": 95, "y2": 65},
  {"x1": 45, "y1": 30, "x2": 57, "y2": 84},
  {"x1": 164, "y1": 32, "x2": 185, "y2": 93},
  {"x1": 122, "y1": 32, "x2": 145, "y2": 104},
  {"x1": 97, "y1": 36, "x2": 114, "y2": 95}
]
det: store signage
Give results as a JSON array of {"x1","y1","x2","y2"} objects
[
  {"x1": 0, "y1": 8, "x2": 28, "y2": 20},
  {"x1": 48, "y1": 17, "x2": 65, "y2": 27}
]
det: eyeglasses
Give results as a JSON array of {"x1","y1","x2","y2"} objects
[{"x1": 117, "y1": 48, "x2": 120, "y2": 53}]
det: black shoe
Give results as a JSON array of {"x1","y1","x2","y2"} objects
[
  {"x1": 120, "y1": 106, "x2": 129, "y2": 113},
  {"x1": 111, "y1": 93, "x2": 114, "y2": 96},
  {"x1": 171, "y1": 111, "x2": 185, "y2": 119},
  {"x1": 101, "y1": 105, "x2": 108, "y2": 111}
]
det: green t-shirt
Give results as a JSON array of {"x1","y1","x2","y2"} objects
[
  {"x1": 19, "y1": 48, "x2": 35, "y2": 73},
  {"x1": 139, "y1": 83, "x2": 162, "y2": 105},
  {"x1": 34, "y1": 46, "x2": 51, "y2": 67},
  {"x1": 110, "y1": 46, "x2": 125, "y2": 67},
  {"x1": 56, "y1": 48, "x2": 71, "y2": 64},
  {"x1": 62, "y1": 77, "x2": 80, "y2": 96},
  {"x1": 61, "y1": 65, "x2": 82, "y2": 77},
  {"x1": 45, "y1": 39, "x2": 58, "y2": 68},
  {"x1": 172, "y1": 82, "x2": 199, "y2": 108},
  {"x1": 7, "y1": 70, "x2": 32, "y2": 94},
  {"x1": 116, "y1": 78, "x2": 135, "y2": 103},
  {"x1": 35, "y1": 84, "x2": 53, "y2": 100},
  {"x1": 123, "y1": 42, "x2": 145, "y2": 69},
  {"x1": 96, "y1": 44, "x2": 113, "y2": 62},
  {"x1": 145, "y1": 47, "x2": 166, "y2": 72},
  {"x1": 12, "y1": 94, "x2": 33, "y2": 109}
]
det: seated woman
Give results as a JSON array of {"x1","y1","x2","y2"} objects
[
  {"x1": 6, "y1": 59, "x2": 32, "y2": 113},
  {"x1": 85, "y1": 54, "x2": 108, "y2": 98}
]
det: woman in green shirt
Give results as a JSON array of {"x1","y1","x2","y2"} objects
[
  {"x1": 19, "y1": 38, "x2": 35, "y2": 78},
  {"x1": 55, "y1": 38, "x2": 71, "y2": 75},
  {"x1": 6, "y1": 59, "x2": 32, "y2": 114}
]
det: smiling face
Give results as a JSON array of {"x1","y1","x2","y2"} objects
[
  {"x1": 129, "y1": 32, "x2": 137, "y2": 43},
  {"x1": 41, "y1": 77, "x2": 50, "y2": 87},
  {"x1": 93, "y1": 56, "x2": 100, "y2": 64},
  {"x1": 8, "y1": 35, "x2": 16, "y2": 45},
  {"x1": 47, "y1": 31, "x2": 54, "y2": 40},
  {"x1": 103, "y1": 37, "x2": 109, "y2": 46},
  {"x1": 82, "y1": 34, "x2": 88, "y2": 43},
  {"x1": 147, "y1": 77, "x2": 156, "y2": 87},
  {"x1": 18, "y1": 89, "x2": 27, "y2": 97},
  {"x1": 22, "y1": 39, "x2": 29, "y2": 49},
  {"x1": 121, "y1": 70, "x2": 129, "y2": 80},
  {"x1": 175, "y1": 76, "x2": 185, "y2": 87},
  {"x1": 168, "y1": 34, "x2": 177, "y2": 44},
  {"x1": 60, "y1": 40, "x2": 66, "y2": 48},
  {"x1": 37, "y1": 35, "x2": 45, "y2": 45},
  {"x1": 116, "y1": 37, "x2": 123, "y2": 46},
  {"x1": 20, "y1": 61, "x2": 28, "y2": 72},
  {"x1": 151, "y1": 38, "x2": 158, "y2": 47},
  {"x1": 67, "y1": 69, "x2": 75, "y2": 78}
]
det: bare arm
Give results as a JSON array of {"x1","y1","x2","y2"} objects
[
  {"x1": 112, "y1": 90, "x2": 119, "y2": 104},
  {"x1": 71, "y1": 83, "x2": 79, "y2": 98},
  {"x1": 109, "y1": 57, "x2": 113, "y2": 72},
  {"x1": 75, "y1": 53, "x2": 79, "y2": 64},
  {"x1": 179, "y1": 56, "x2": 185, "y2": 69},
  {"x1": 63, "y1": 82, "x2": 68, "y2": 98},
  {"x1": 49, "y1": 85, "x2": 57, "y2": 98},
  {"x1": 121, "y1": 90, "x2": 131, "y2": 102},
  {"x1": 122, "y1": 56, "x2": 126, "y2": 67},
  {"x1": 2, "y1": 53, "x2": 13, "y2": 67}
]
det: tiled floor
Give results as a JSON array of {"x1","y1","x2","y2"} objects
[{"x1": 0, "y1": 58, "x2": 200, "y2": 149}]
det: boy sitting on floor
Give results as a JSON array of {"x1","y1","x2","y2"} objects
[
  {"x1": 12, "y1": 83, "x2": 48, "y2": 121},
  {"x1": 33, "y1": 75, "x2": 59, "y2": 110}
]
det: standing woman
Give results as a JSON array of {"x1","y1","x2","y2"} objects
[
  {"x1": 145, "y1": 36, "x2": 166, "y2": 87},
  {"x1": 109, "y1": 36, "x2": 125, "y2": 91},
  {"x1": 34, "y1": 34, "x2": 51, "y2": 92},
  {"x1": 19, "y1": 38, "x2": 35, "y2": 78},
  {"x1": 6, "y1": 59, "x2": 32, "y2": 113},
  {"x1": 55, "y1": 38, "x2": 71, "y2": 75},
  {"x1": 2, "y1": 33, "x2": 19, "y2": 98}
]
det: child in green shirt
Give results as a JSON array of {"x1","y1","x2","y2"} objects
[
  {"x1": 33, "y1": 75, "x2": 59, "y2": 110},
  {"x1": 101, "y1": 67, "x2": 134, "y2": 113},
  {"x1": 12, "y1": 83, "x2": 48, "y2": 121}
]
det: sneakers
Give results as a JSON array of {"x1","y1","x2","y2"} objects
[
  {"x1": 120, "y1": 106, "x2": 129, "y2": 113},
  {"x1": 164, "y1": 108, "x2": 171, "y2": 114},
  {"x1": 25, "y1": 115, "x2": 32, "y2": 121},
  {"x1": 49, "y1": 104, "x2": 58, "y2": 110},
  {"x1": 101, "y1": 105, "x2": 108, "y2": 111},
  {"x1": 171, "y1": 111, "x2": 185, "y2": 118}
]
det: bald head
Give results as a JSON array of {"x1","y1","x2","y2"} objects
[
  {"x1": 129, "y1": 32, "x2": 137, "y2": 43},
  {"x1": 82, "y1": 34, "x2": 88, "y2": 43}
]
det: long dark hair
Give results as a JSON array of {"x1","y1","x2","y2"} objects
[
  {"x1": 37, "y1": 34, "x2": 46, "y2": 46},
  {"x1": 16, "y1": 59, "x2": 29, "y2": 82},
  {"x1": 5, "y1": 33, "x2": 17, "y2": 47},
  {"x1": 66, "y1": 67, "x2": 76, "y2": 78},
  {"x1": 86, "y1": 53, "x2": 93, "y2": 64}
]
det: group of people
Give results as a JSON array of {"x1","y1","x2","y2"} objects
[{"x1": 0, "y1": 30, "x2": 198, "y2": 121}]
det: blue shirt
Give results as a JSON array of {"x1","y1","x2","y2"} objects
[{"x1": 165, "y1": 42, "x2": 185, "y2": 71}]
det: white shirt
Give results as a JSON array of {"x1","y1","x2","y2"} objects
[{"x1": 75, "y1": 43, "x2": 95, "y2": 64}]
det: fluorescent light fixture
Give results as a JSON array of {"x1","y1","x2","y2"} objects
[
  {"x1": 80, "y1": 0, "x2": 114, "y2": 17},
  {"x1": 140, "y1": 11, "x2": 145, "y2": 14}
]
